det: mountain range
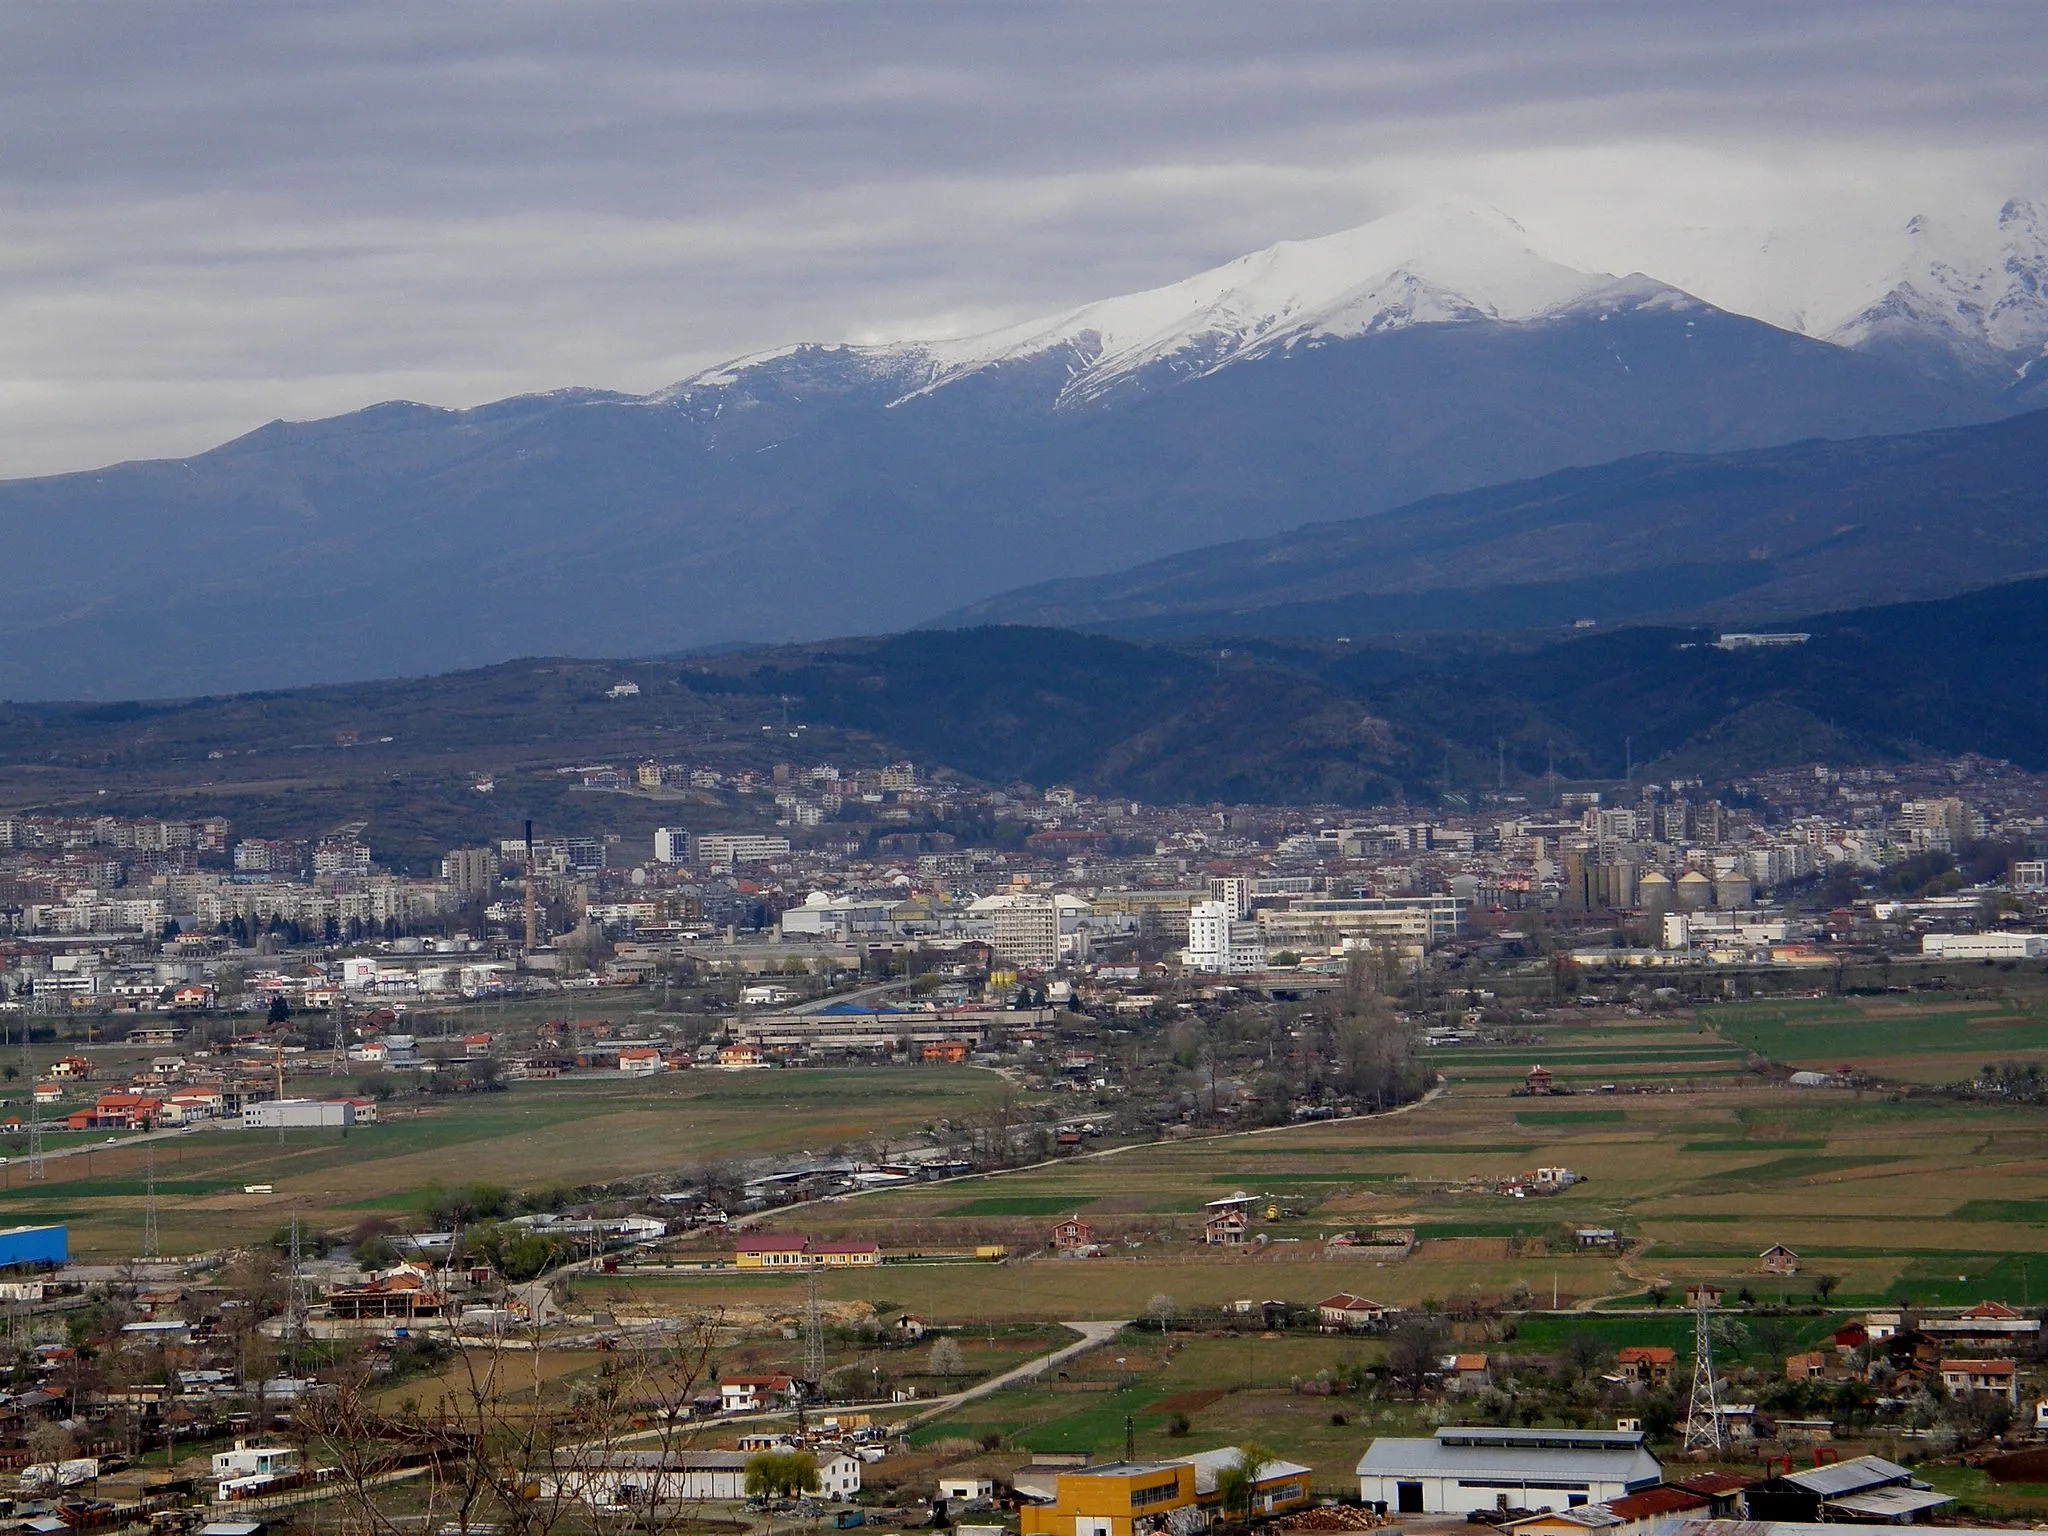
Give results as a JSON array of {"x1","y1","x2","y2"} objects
[
  {"x1": 2, "y1": 198, "x2": 2045, "y2": 700},
  {"x1": 940, "y1": 405, "x2": 2048, "y2": 638}
]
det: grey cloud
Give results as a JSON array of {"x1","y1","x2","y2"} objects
[{"x1": 0, "y1": 1, "x2": 2044, "y2": 474}]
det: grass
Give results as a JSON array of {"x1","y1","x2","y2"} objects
[
  {"x1": 22, "y1": 1065, "x2": 1011, "y2": 1259},
  {"x1": 1514, "y1": 1110, "x2": 1627, "y2": 1125},
  {"x1": 948, "y1": 1197, "x2": 1092, "y2": 1217},
  {"x1": 1887, "y1": 1253, "x2": 2047, "y2": 1306},
  {"x1": 1708, "y1": 995, "x2": 2048, "y2": 1077},
  {"x1": 1950, "y1": 1199, "x2": 2048, "y2": 1223}
]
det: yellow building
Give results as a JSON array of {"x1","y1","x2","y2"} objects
[
  {"x1": 1020, "y1": 1462, "x2": 1197, "y2": 1536},
  {"x1": 732, "y1": 1233, "x2": 880, "y2": 1269}
]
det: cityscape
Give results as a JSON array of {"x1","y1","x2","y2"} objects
[{"x1": 1, "y1": 8, "x2": 2046, "y2": 1536}]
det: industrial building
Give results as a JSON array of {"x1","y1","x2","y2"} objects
[
  {"x1": 1743, "y1": 1456, "x2": 1951, "y2": 1524},
  {"x1": 1921, "y1": 933, "x2": 2048, "y2": 959},
  {"x1": 0, "y1": 1224, "x2": 67, "y2": 1270},
  {"x1": 241, "y1": 1099, "x2": 355, "y2": 1131},
  {"x1": 1357, "y1": 1426, "x2": 1662, "y2": 1515},
  {"x1": 1018, "y1": 1460, "x2": 1197, "y2": 1536}
]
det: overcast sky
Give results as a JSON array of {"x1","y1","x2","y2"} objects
[{"x1": 2, "y1": 1, "x2": 2043, "y2": 478}]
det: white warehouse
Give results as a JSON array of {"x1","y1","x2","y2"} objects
[
  {"x1": 1357, "y1": 1426, "x2": 1662, "y2": 1515},
  {"x1": 1922, "y1": 933, "x2": 2048, "y2": 960},
  {"x1": 241, "y1": 1099, "x2": 355, "y2": 1131}
]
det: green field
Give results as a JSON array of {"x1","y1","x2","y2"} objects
[
  {"x1": 606, "y1": 997, "x2": 2048, "y2": 1324},
  {"x1": 2, "y1": 1065, "x2": 1009, "y2": 1258},
  {"x1": 1709, "y1": 994, "x2": 2048, "y2": 1079}
]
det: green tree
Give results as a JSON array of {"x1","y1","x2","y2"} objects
[
  {"x1": 1213, "y1": 1443, "x2": 1276, "y2": 1527},
  {"x1": 744, "y1": 1450, "x2": 820, "y2": 1500}
]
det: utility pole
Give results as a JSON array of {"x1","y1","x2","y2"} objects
[{"x1": 1682, "y1": 1289, "x2": 1722, "y2": 1451}]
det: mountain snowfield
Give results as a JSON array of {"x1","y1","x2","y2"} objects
[
  {"x1": 665, "y1": 195, "x2": 2046, "y2": 411},
  {"x1": 1824, "y1": 198, "x2": 2048, "y2": 382}
]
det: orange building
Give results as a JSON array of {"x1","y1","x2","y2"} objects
[{"x1": 1019, "y1": 1461, "x2": 1197, "y2": 1536}]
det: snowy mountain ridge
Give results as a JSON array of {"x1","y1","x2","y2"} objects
[
  {"x1": 1826, "y1": 198, "x2": 2048, "y2": 383},
  {"x1": 658, "y1": 194, "x2": 2048, "y2": 411},
  {"x1": 664, "y1": 201, "x2": 1666, "y2": 410}
]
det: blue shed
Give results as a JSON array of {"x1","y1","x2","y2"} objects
[{"x1": 0, "y1": 1225, "x2": 67, "y2": 1270}]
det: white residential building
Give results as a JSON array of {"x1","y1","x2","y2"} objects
[
  {"x1": 1183, "y1": 899, "x2": 1267, "y2": 974},
  {"x1": 653, "y1": 827, "x2": 691, "y2": 864},
  {"x1": 697, "y1": 834, "x2": 792, "y2": 869}
]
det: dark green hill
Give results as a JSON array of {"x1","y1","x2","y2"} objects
[
  {"x1": 6, "y1": 579, "x2": 2048, "y2": 833},
  {"x1": 940, "y1": 408, "x2": 2048, "y2": 638}
]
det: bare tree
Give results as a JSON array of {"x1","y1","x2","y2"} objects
[
  {"x1": 1385, "y1": 1315, "x2": 1446, "y2": 1395},
  {"x1": 298, "y1": 1314, "x2": 721, "y2": 1536}
]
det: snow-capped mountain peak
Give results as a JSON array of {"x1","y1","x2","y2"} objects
[
  {"x1": 905, "y1": 200, "x2": 1618, "y2": 404},
  {"x1": 1827, "y1": 196, "x2": 2048, "y2": 381},
  {"x1": 660, "y1": 201, "x2": 1629, "y2": 411}
]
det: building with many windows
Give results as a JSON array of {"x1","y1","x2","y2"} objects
[
  {"x1": 985, "y1": 892, "x2": 1060, "y2": 970},
  {"x1": 1183, "y1": 899, "x2": 1266, "y2": 974}
]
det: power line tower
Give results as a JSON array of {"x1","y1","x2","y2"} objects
[
  {"x1": 1682, "y1": 1288, "x2": 1723, "y2": 1452},
  {"x1": 285, "y1": 1209, "x2": 304, "y2": 1372},
  {"x1": 804, "y1": 1268, "x2": 825, "y2": 1385},
  {"x1": 142, "y1": 1140, "x2": 160, "y2": 1261}
]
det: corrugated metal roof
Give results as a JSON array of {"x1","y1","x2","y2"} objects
[
  {"x1": 1660, "y1": 1521, "x2": 2016, "y2": 1536},
  {"x1": 1437, "y1": 1427, "x2": 1645, "y2": 1449},
  {"x1": 1172, "y1": 1448, "x2": 1312, "y2": 1495},
  {"x1": 1823, "y1": 1488, "x2": 1952, "y2": 1519},
  {"x1": 1779, "y1": 1455, "x2": 1911, "y2": 1496},
  {"x1": 1356, "y1": 1436, "x2": 1662, "y2": 1485}
]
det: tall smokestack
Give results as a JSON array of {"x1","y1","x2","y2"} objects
[{"x1": 523, "y1": 819, "x2": 538, "y2": 952}]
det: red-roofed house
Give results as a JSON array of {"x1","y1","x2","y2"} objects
[
  {"x1": 720, "y1": 1374, "x2": 801, "y2": 1413},
  {"x1": 67, "y1": 1092, "x2": 163, "y2": 1131},
  {"x1": 1615, "y1": 1346, "x2": 1676, "y2": 1386},
  {"x1": 1941, "y1": 1357, "x2": 2018, "y2": 1403},
  {"x1": 1603, "y1": 1485, "x2": 1713, "y2": 1535}
]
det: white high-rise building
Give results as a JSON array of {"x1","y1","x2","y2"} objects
[
  {"x1": 653, "y1": 827, "x2": 691, "y2": 864},
  {"x1": 1183, "y1": 899, "x2": 1267, "y2": 974},
  {"x1": 1208, "y1": 876, "x2": 1252, "y2": 919},
  {"x1": 988, "y1": 893, "x2": 1060, "y2": 970}
]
